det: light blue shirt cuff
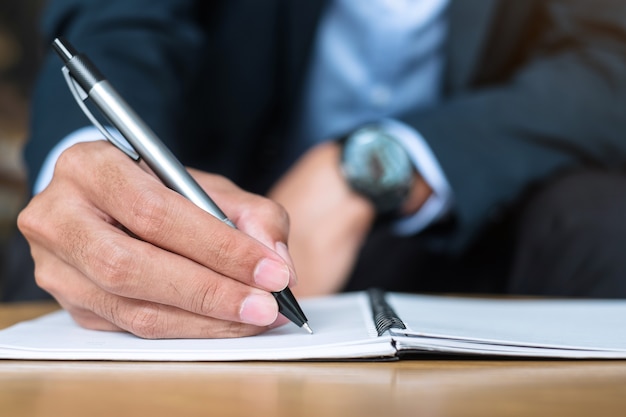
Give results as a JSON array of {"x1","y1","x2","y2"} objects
[{"x1": 379, "y1": 119, "x2": 454, "y2": 235}]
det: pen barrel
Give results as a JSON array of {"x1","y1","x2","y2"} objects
[{"x1": 88, "y1": 81, "x2": 230, "y2": 223}]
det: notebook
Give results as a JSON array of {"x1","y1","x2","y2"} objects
[{"x1": 1, "y1": 289, "x2": 626, "y2": 361}]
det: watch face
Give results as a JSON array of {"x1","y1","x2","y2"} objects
[{"x1": 342, "y1": 127, "x2": 414, "y2": 212}]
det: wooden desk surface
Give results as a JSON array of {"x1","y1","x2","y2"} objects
[{"x1": 1, "y1": 302, "x2": 626, "y2": 417}]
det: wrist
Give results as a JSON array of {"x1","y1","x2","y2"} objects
[
  {"x1": 400, "y1": 173, "x2": 432, "y2": 216},
  {"x1": 329, "y1": 142, "x2": 377, "y2": 224}
]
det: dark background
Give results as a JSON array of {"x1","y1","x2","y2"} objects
[{"x1": 0, "y1": 0, "x2": 45, "y2": 294}]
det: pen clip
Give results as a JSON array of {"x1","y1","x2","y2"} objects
[{"x1": 62, "y1": 66, "x2": 140, "y2": 161}]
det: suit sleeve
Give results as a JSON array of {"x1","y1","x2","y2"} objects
[
  {"x1": 25, "y1": 0, "x2": 208, "y2": 190},
  {"x1": 403, "y1": 0, "x2": 626, "y2": 250}
]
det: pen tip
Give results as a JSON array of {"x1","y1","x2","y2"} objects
[{"x1": 302, "y1": 323, "x2": 313, "y2": 334}]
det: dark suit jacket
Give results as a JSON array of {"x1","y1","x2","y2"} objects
[{"x1": 22, "y1": 0, "x2": 626, "y2": 292}]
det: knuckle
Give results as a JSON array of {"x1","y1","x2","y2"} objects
[
  {"x1": 256, "y1": 198, "x2": 291, "y2": 231},
  {"x1": 127, "y1": 304, "x2": 163, "y2": 339},
  {"x1": 17, "y1": 195, "x2": 57, "y2": 240},
  {"x1": 55, "y1": 143, "x2": 89, "y2": 178},
  {"x1": 53, "y1": 146, "x2": 75, "y2": 176},
  {"x1": 201, "y1": 227, "x2": 242, "y2": 272},
  {"x1": 33, "y1": 264, "x2": 55, "y2": 293},
  {"x1": 16, "y1": 205, "x2": 39, "y2": 237},
  {"x1": 265, "y1": 197, "x2": 288, "y2": 218},
  {"x1": 259, "y1": 196, "x2": 286, "y2": 217},
  {"x1": 194, "y1": 280, "x2": 224, "y2": 317},
  {"x1": 213, "y1": 235, "x2": 241, "y2": 269},
  {"x1": 92, "y1": 239, "x2": 135, "y2": 293},
  {"x1": 273, "y1": 202, "x2": 291, "y2": 229},
  {"x1": 129, "y1": 188, "x2": 171, "y2": 240}
]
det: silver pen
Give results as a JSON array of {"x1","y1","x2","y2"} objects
[{"x1": 53, "y1": 37, "x2": 312, "y2": 334}]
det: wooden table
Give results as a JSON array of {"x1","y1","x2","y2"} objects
[{"x1": 1, "y1": 302, "x2": 626, "y2": 417}]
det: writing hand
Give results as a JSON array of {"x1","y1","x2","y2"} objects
[{"x1": 18, "y1": 141, "x2": 294, "y2": 338}]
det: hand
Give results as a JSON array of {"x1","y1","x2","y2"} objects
[
  {"x1": 268, "y1": 142, "x2": 376, "y2": 297},
  {"x1": 18, "y1": 141, "x2": 295, "y2": 339}
]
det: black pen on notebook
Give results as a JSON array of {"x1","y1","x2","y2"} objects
[{"x1": 52, "y1": 37, "x2": 312, "y2": 334}]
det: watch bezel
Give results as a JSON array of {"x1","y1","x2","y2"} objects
[{"x1": 339, "y1": 126, "x2": 414, "y2": 214}]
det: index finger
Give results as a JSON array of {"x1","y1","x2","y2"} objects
[{"x1": 72, "y1": 141, "x2": 293, "y2": 293}]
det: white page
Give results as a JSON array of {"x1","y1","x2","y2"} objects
[
  {"x1": 4, "y1": 291, "x2": 626, "y2": 361},
  {"x1": 388, "y1": 293, "x2": 626, "y2": 352},
  {"x1": 0, "y1": 292, "x2": 396, "y2": 361}
]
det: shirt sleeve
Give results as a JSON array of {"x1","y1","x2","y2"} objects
[{"x1": 379, "y1": 119, "x2": 454, "y2": 235}]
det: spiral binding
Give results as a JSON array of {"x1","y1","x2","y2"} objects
[{"x1": 368, "y1": 288, "x2": 406, "y2": 336}]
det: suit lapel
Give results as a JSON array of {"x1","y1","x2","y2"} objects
[{"x1": 446, "y1": 0, "x2": 499, "y2": 91}]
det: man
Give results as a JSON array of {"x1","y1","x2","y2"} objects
[{"x1": 8, "y1": 0, "x2": 626, "y2": 338}]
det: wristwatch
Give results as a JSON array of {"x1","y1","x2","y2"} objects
[{"x1": 339, "y1": 125, "x2": 415, "y2": 214}]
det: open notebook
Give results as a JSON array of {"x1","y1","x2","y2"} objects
[{"x1": 1, "y1": 289, "x2": 626, "y2": 361}]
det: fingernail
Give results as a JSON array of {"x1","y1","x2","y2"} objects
[
  {"x1": 275, "y1": 242, "x2": 298, "y2": 286},
  {"x1": 254, "y1": 257, "x2": 290, "y2": 290},
  {"x1": 240, "y1": 293, "x2": 278, "y2": 326}
]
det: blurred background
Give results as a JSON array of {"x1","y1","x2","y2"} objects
[{"x1": 0, "y1": 1, "x2": 44, "y2": 279}]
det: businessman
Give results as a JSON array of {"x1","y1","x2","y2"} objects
[{"x1": 8, "y1": 0, "x2": 626, "y2": 338}]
